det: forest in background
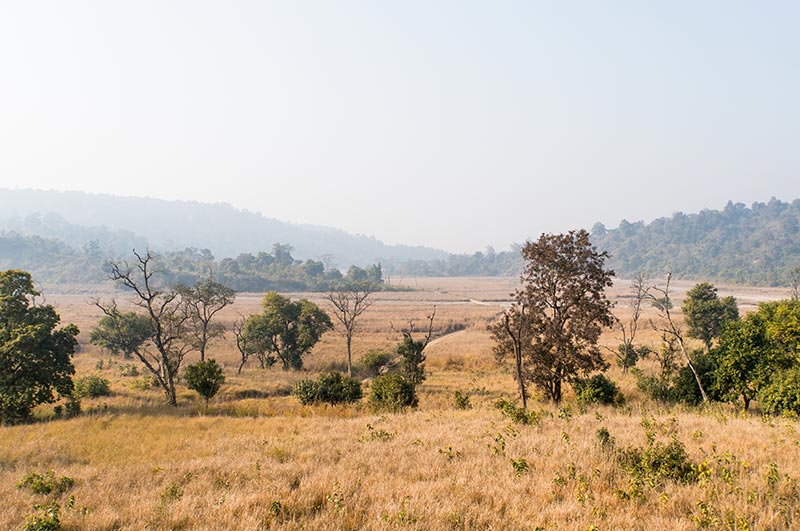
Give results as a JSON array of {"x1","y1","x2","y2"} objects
[{"x1": 2, "y1": 192, "x2": 800, "y2": 287}]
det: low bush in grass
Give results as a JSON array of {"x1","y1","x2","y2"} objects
[{"x1": 292, "y1": 372, "x2": 362, "y2": 405}]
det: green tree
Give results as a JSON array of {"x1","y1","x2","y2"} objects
[
  {"x1": 243, "y1": 292, "x2": 332, "y2": 370},
  {"x1": 396, "y1": 307, "x2": 436, "y2": 388},
  {"x1": 184, "y1": 359, "x2": 225, "y2": 407},
  {"x1": 497, "y1": 230, "x2": 614, "y2": 403},
  {"x1": 682, "y1": 282, "x2": 739, "y2": 351},
  {"x1": 0, "y1": 270, "x2": 79, "y2": 425},
  {"x1": 711, "y1": 312, "x2": 785, "y2": 411},
  {"x1": 89, "y1": 310, "x2": 152, "y2": 359},
  {"x1": 177, "y1": 277, "x2": 235, "y2": 361}
]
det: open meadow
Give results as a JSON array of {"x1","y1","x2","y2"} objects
[{"x1": 2, "y1": 277, "x2": 798, "y2": 531}]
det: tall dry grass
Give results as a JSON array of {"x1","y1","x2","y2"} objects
[{"x1": 2, "y1": 277, "x2": 797, "y2": 530}]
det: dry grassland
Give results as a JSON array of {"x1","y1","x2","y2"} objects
[{"x1": 1, "y1": 277, "x2": 797, "y2": 531}]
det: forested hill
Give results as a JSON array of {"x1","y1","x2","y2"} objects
[
  {"x1": 0, "y1": 189, "x2": 447, "y2": 267},
  {"x1": 590, "y1": 198, "x2": 800, "y2": 285}
]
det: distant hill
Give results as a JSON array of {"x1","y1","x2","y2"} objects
[
  {"x1": 388, "y1": 198, "x2": 800, "y2": 287},
  {"x1": 0, "y1": 189, "x2": 447, "y2": 267},
  {"x1": 591, "y1": 198, "x2": 800, "y2": 285}
]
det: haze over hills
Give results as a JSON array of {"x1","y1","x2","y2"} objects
[
  {"x1": 1, "y1": 189, "x2": 799, "y2": 288},
  {"x1": 0, "y1": 189, "x2": 447, "y2": 267}
]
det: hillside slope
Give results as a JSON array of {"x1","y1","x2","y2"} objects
[
  {"x1": 0, "y1": 189, "x2": 447, "y2": 267},
  {"x1": 591, "y1": 198, "x2": 800, "y2": 285}
]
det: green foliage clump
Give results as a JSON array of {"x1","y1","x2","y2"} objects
[
  {"x1": 397, "y1": 334, "x2": 427, "y2": 387},
  {"x1": 759, "y1": 367, "x2": 800, "y2": 416},
  {"x1": 22, "y1": 502, "x2": 61, "y2": 531},
  {"x1": 292, "y1": 371, "x2": 362, "y2": 405},
  {"x1": 453, "y1": 390, "x2": 472, "y2": 410},
  {"x1": 617, "y1": 429, "x2": 697, "y2": 493},
  {"x1": 494, "y1": 398, "x2": 544, "y2": 425},
  {"x1": 368, "y1": 373, "x2": 417, "y2": 412},
  {"x1": 17, "y1": 471, "x2": 74, "y2": 496},
  {"x1": 0, "y1": 270, "x2": 79, "y2": 425},
  {"x1": 73, "y1": 375, "x2": 111, "y2": 398},
  {"x1": 359, "y1": 350, "x2": 392, "y2": 377},
  {"x1": 241, "y1": 292, "x2": 332, "y2": 371},
  {"x1": 574, "y1": 374, "x2": 624, "y2": 406},
  {"x1": 681, "y1": 282, "x2": 739, "y2": 350},
  {"x1": 184, "y1": 359, "x2": 226, "y2": 405}
]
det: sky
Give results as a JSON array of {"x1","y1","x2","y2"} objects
[{"x1": 1, "y1": 1, "x2": 799, "y2": 253}]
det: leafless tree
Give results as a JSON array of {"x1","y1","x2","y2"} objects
[
  {"x1": 648, "y1": 272, "x2": 709, "y2": 403},
  {"x1": 790, "y1": 265, "x2": 800, "y2": 301},
  {"x1": 488, "y1": 300, "x2": 532, "y2": 408},
  {"x1": 608, "y1": 273, "x2": 650, "y2": 373},
  {"x1": 327, "y1": 281, "x2": 374, "y2": 376},
  {"x1": 98, "y1": 250, "x2": 192, "y2": 406}
]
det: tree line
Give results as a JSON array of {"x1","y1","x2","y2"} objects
[
  {"x1": 0, "y1": 251, "x2": 424, "y2": 424},
  {"x1": 0, "y1": 233, "x2": 387, "y2": 292},
  {"x1": 489, "y1": 230, "x2": 800, "y2": 416}
]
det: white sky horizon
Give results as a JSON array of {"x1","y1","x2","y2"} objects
[{"x1": 2, "y1": 2, "x2": 799, "y2": 253}]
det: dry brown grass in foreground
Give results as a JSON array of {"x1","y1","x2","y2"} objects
[{"x1": 2, "y1": 277, "x2": 797, "y2": 530}]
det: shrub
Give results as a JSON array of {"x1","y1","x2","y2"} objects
[
  {"x1": 22, "y1": 502, "x2": 61, "y2": 531},
  {"x1": 73, "y1": 375, "x2": 111, "y2": 398},
  {"x1": 368, "y1": 373, "x2": 417, "y2": 411},
  {"x1": 574, "y1": 374, "x2": 623, "y2": 406},
  {"x1": 359, "y1": 350, "x2": 392, "y2": 377},
  {"x1": 670, "y1": 352, "x2": 719, "y2": 405},
  {"x1": 17, "y1": 471, "x2": 74, "y2": 496},
  {"x1": 617, "y1": 434, "x2": 697, "y2": 488},
  {"x1": 760, "y1": 367, "x2": 800, "y2": 416},
  {"x1": 292, "y1": 379, "x2": 319, "y2": 405},
  {"x1": 453, "y1": 390, "x2": 472, "y2": 410},
  {"x1": 184, "y1": 359, "x2": 226, "y2": 406},
  {"x1": 292, "y1": 372, "x2": 362, "y2": 405},
  {"x1": 494, "y1": 398, "x2": 544, "y2": 425}
]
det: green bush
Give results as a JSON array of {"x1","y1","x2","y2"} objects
[
  {"x1": 22, "y1": 502, "x2": 61, "y2": 531},
  {"x1": 291, "y1": 379, "x2": 319, "y2": 405},
  {"x1": 73, "y1": 375, "x2": 111, "y2": 398},
  {"x1": 574, "y1": 374, "x2": 624, "y2": 405},
  {"x1": 760, "y1": 367, "x2": 800, "y2": 416},
  {"x1": 359, "y1": 350, "x2": 392, "y2": 377},
  {"x1": 453, "y1": 390, "x2": 472, "y2": 410},
  {"x1": 184, "y1": 359, "x2": 226, "y2": 406},
  {"x1": 368, "y1": 373, "x2": 417, "y2": 411},
  {"x1": 493, "y1": 398, "x2": 545, "y2": 425},
  {"x1": 17, "y1": 471, "x2": 74, "y2": 496},
  {"x1": 292, "y1": 372, "x2": 362, "y2": 405}
]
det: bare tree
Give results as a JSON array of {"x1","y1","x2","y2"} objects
[
  {"x1": 233, "y1": 316, "x2": 251, "y2": 374},
  {"x1": 790, "y1": 265, "x2": 800, "y2": 301},
  {"x1": 608, "y1": 273, "x2": 650, "y2": 373},
  {"x1": 98, "y1": 250, "x2": 192, "y2": 406},
  {"x1": 177, "y1": 276, "x2": 235, "y2": 361},
  {"x1": 327, "y1": 281, "x2": 374, "y2": 376},
  {"x1": 648, "y1": 272, "x2": 709, "y2": 403},
  {"x1": 488, "y1": 300, "x2": 532, "y2": 408}
]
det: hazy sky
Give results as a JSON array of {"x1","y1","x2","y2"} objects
[{"x1": 1, "y1": 2, "x2": 799, "y2": 253}]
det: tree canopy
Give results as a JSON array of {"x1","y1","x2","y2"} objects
[
  {"x1": 242, "y1": 292, "x2": 332, "y2": 370},
  {"x1": 0, "y1": 270, "x2": 78, "y2": 425},
  {"x1": 681, "y1": 282, "x2": 739, "y2": 351},
  {"x1": 492, "y1": 230, "x2": 615, "y2": 404}
]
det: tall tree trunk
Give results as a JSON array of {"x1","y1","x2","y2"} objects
[
  {"x1": 346, "y1": 334, "x2": 353, "y2": 377},
  {"x1": 515, "y1": 343, "x2": 527, "y2": 409}
]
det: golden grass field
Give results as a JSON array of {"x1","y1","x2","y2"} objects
[{"x1": 1, "y1": 277, "x2": 798, "y2": 530}]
